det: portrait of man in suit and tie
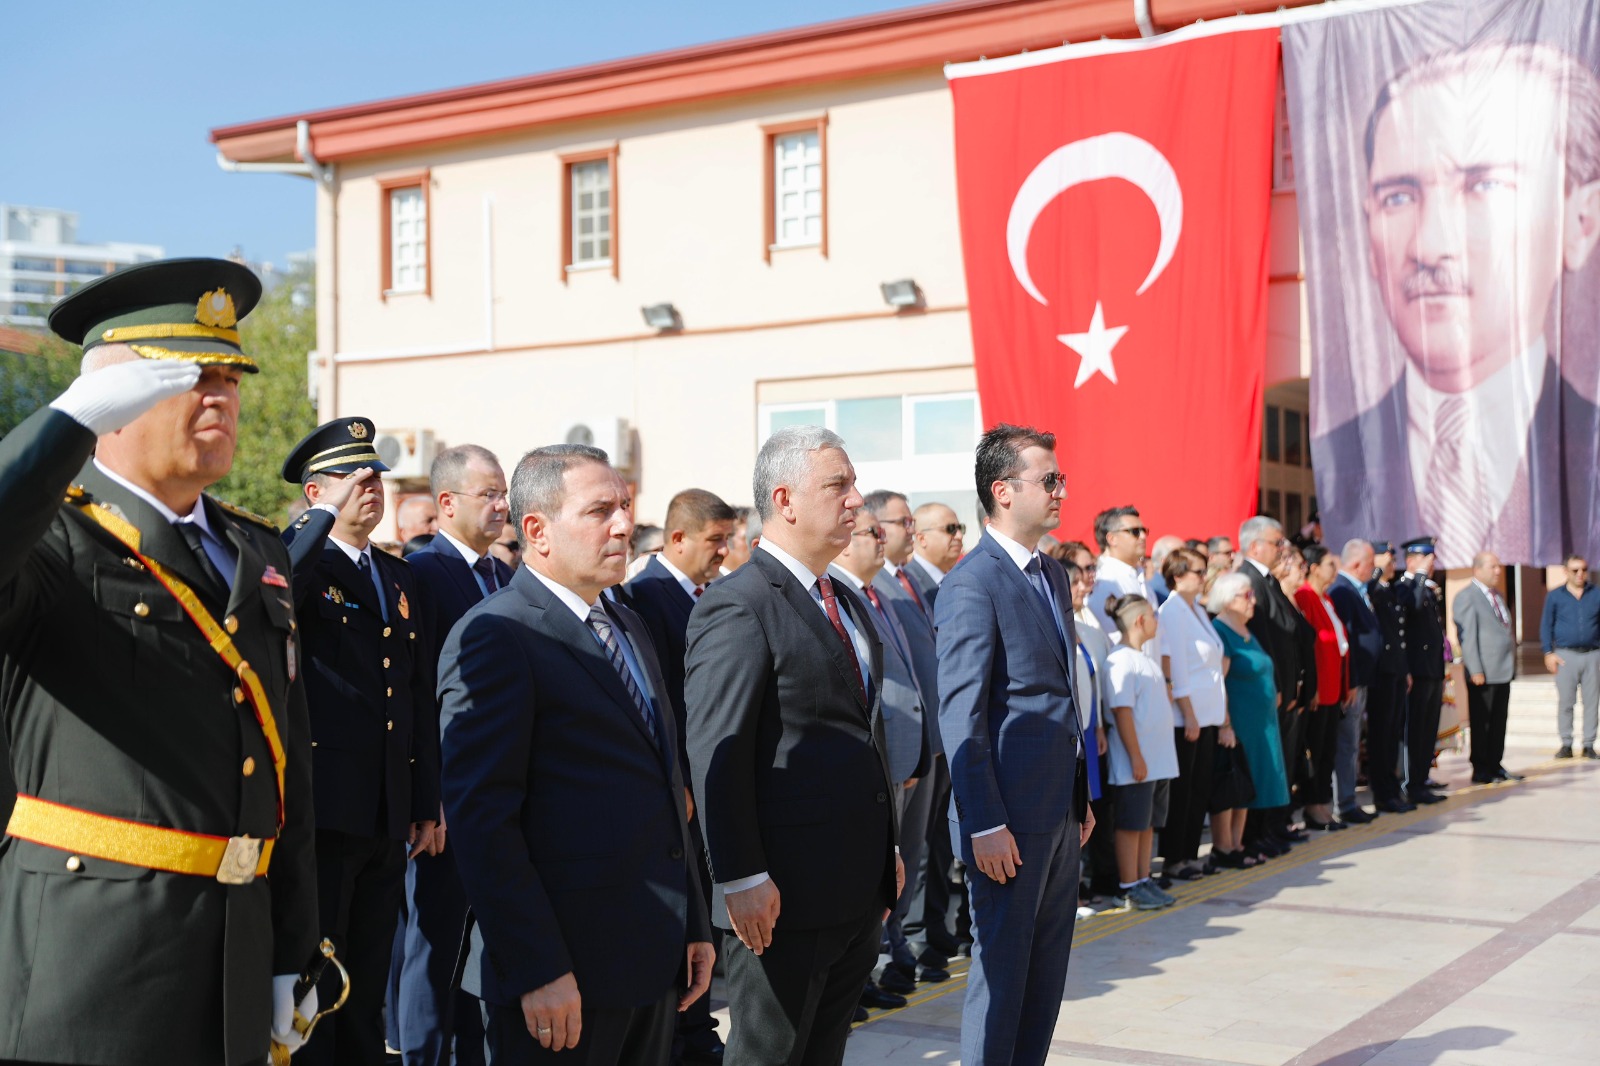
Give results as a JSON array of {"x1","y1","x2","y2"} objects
[
  {"x1": 1302, "y1": 37, "x2": 1600, "y2": 568},
  {"x1": 438, "y1": 444, "x2": 712, "y2": 1065}
]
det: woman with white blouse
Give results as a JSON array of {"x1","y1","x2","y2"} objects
[{"x1": 1156, "y1": 548, "x2": 1230, "y2": 881}]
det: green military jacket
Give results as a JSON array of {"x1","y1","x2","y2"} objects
[{"x1": 0, "y1": 406, "x2": 318, "y2": 1065}]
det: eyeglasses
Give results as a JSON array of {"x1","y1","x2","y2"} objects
[
  {"x1": 1234, "y1": 590, "x2": 1256, "y2": 600},
  {"x1": 1004, "y1": 472, "x2": 1067, "y2": 494},
  {"x1": 919, "y1": 523, "x2": 967, "y2": 537},
  {"x1": 449, "y1": 489, "x2": 509, "y2": 504},
  {"x1": 889, "y1": 517, "x2": 915, "y2": 531},
  {"x1": 1185, "y1": 567, "x2": 1207, "y2": 576},
  {"x1": 852, "y1": 527, "x2": 887, "y2": 542},
  {"x1": 1570, "y1": 565, "x2": 1590, "y2": 574},
  {"x1": 1113, "y1": 525, "x2": 1149, "y2": 539}
]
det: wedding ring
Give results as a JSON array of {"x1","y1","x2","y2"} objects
[{"x1": 537, "y1": 1025, "x2": 552, "y2": 1035}]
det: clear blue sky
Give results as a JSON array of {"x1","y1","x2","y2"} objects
[{"x1": 4, "y1": 1, "x2": 927, "y2": 268}]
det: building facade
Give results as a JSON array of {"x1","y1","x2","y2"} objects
[{"x1": 0, "y1": 205, "x2": 162, "y2": 329}]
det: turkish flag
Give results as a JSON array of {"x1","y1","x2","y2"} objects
[{"x1": 950, "y1": 29, "x2": 1280, "y2": 544}]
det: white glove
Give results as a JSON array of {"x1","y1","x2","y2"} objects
[
  {"x1": 49, "y1": 358, "x2": 202, "y2": 436},
  {"x1": 270, "y1": 973, "x2": 318, "y2": 1054}
]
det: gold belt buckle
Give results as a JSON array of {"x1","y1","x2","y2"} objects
[{"x1": 217, "y1": 835, "x2": 261, "y2": 884}]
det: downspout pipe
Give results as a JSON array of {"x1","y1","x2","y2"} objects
[
  {"x1": 1134, "y1": 0, "x2": 1156, "y2": 37},
  {"x1": 213, "y1": 120, "x2": 331, "y2": 186}
]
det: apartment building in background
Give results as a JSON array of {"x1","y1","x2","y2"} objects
[{"x1": 0, "y1": 205, "x2": 162, "y2": 329}]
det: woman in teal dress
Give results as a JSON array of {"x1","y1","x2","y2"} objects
[{"x1": 1209, "y1": 573, "x2": 1289, "y2": 828}]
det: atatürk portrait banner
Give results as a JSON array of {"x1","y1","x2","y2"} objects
[{"x1": 1285, "y1": 0, "x2": 1600, "y2": 569}]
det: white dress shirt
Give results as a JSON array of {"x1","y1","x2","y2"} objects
[
  {"x1": 1472, "y1": 578, "x2": 1511, "y2": 626},
  {"x1": 1157, "y1": 593, "x2": 1227, "y2": 728},
  {"x1": 1091, "y1": 554, "x2": 1159, "y2": 661},
  {"x1": 439, "y1": 529, "x2": 499, "y2": 595},
  {"x1": 654, "y1": 554, "x2": 703, "y2": 600},
  {"x1": 909, "y1": 552, "x2": 947, "y2": 587}
]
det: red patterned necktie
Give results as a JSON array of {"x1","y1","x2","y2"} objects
[
  {"x1": 817, "y1": 574, "x2": 866, "y2": 701},
  {"x1": 895, "y1": 567, "x2": 925, "y2": 610}
]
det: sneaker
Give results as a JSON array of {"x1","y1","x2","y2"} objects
[
  {"x1": 1146, "y1": 880, "x2": 1177, "y2": 907},
  {"x1": 1129, "y1": 881, "x2": 1169, "y2": 910},
  {"x1": 1556, "y1": 745, "x2": 1575, "y2": 759}
]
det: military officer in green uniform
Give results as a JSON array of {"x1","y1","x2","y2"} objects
[{"x1": 0, "y1": 258, "x2": 320, "y2": 1065}]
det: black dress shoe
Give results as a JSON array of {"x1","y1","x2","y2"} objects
[
  {"x1": 860, "y1": 983, "x2": 907, "y2": 1010},
  {"x1": 1278, "y1": 828, "x2": 1310, "y2": 843},
  {"x1": 1494, "y1": 767, "x2": 1525, "y2": 781},
  {"x1": 1584, "y1": 747, "x2": 1600, "y2": 760},
  {"x1": 876, "y1": 967, "x2": 916, "y2": 995},
  {"x1": 1424, "y1": 778, "x2": 1446, "y2": 790},
  {"x1": 1305, "y1": 816, "x2": 1349, "y2": 831},
  {"x1": 918, "y1": 966, "x2": 951, "y2": 983},
  {"x1": 854, "y1": 1005, "x2": 870, "y2": 1023},
  {"x1": 1556, "y1": 745, "x2": 1575, "y2": 759},
  {"x1": 681, "y1": 1040, "x2": 726, "y2": 1065},
  {"x1": 1409, "y1": 789, "x2": 1446, "y2": 804},
  {"x1": 1470, "y1": 773, "x2": 1496, "y2": 784},
  {"x1": 1340, "y1": 807, "x2": 1377, "y2": 824},
  {"x1": 1375, "y1": 798, "x2": 1416, "y2": 813}
]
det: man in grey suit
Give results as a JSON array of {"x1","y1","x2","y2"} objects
[
  {"x1": 685, "y1": 426, "x2": 902, "y2": 1064},
  {"x1": 937, "y1": 423, "x2": 1092, "y2": 1066},
  {"x1": 1454, "y1": 552, "x2": 1518, "y2": 784}
]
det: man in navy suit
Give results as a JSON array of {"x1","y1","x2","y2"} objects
[
  {"x1": 439, "y1": 444, "x2": 713, "y2": 1065},
  {"x1": 685, "y1": 425, "x2": 901, "y2": 1064},
  {"x1": 937, "y1": 423, "x2": 1091, "y2": 1066},
  {"x1": 1328, "y1": 540, "x2": 1386, "y2": 825},
  {"x1": 394, "y1": 443, "x2": 513, "y2": 1066},
  {"x1": 619, "y1": 487, "x2": 735, "y2": 1065},
  {"x1": 282, "y1": 417, "x2": 439, "y2": 1066}
]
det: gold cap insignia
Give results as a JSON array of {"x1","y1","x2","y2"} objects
[
  {"x1": 195, "y1": 288, "x2": 239, "y2": 329},
  {"x1": 349, "y1": 423, "x2": 369, "y2": 440}
]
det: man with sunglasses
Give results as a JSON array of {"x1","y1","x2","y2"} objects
[
  {"x1": 392, "y1": 444, "x2": 512, "y2": 1066},
  {"x1": 1542, "y1": 554, "x2": 1600, "y2": 759},
  {"x1": 1089, "y1": 507, "x2": 1157, "y2": 649},
  {"x1": 908, "y1": 503, "x2": 965, "y2": 608}
]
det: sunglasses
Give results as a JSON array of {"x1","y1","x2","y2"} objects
[
  {"x1": 1571, "y1": 565, "x2": 1590, "y2": 574},
  {"x1": 851, "y1": 527, "x2": 886, "y2": 542},
  {"x1": 1114, "y1": 525, "x2": 1150, "y2": 538},
  {"x1": 1004, "y1": 472, "x2": 1067, "y2": 494},
  {"x1": 919, "y1": 523, "x2": 967, "y2": 537}
]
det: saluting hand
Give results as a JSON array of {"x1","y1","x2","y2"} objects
[
  {"x1": 50, "y1": 358, "x2": 201, "y2": 436},
  {"x1": 726, "y1": 879, "x2": 781, "y2": 955},
  {"x1": 317, "y1": 467, "x2": 377, "y2": 512}
]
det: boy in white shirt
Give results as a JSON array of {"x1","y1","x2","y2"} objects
[{"x1": 1105, "y1": 595, "x2": 1181, "y2": 911}]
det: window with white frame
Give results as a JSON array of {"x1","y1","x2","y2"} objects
[
  {"x1": 389, "y1": 185, "x2": 427, "y2": 293},
  {"x1": 570, "y1": 159, "x2": 612, "y2": 266},
  {"x1": 772, "y1": 130, "x2": 822, "y2": 248}
]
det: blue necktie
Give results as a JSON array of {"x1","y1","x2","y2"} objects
[
  {"x1": 358, "y1": 552, "x2": 388, "y2": 622},
  {"x1": 587, "y1": 602, "x2": 658, "y2": 745}
]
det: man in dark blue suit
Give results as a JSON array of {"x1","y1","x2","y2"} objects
[
  {"x1": 937, "y1": 423, "x2": 1091, "y2": 1066},
  {"x1": 394, "y1": 443, "x2": 513, "y2": 1066},
  {"x1": 1328, "y1": 540, "x2": 1386, "y2": 825},
  {"x1": 282, "y1": 418, "x2": 439, "y2": 1066},
  {"x1": 619, "y1": 487, "x2": 735, "y2": 1066},
  {"x1": 439, "y1": 444, "x2": 713, "y2": 1065}
]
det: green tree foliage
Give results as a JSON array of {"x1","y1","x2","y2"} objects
[
  {"x1": 0, "y1": 333, "x2": 81, "y2": 437},
  {"x1": 212, "y1": 265, "x2": 318, "y2": 522}
]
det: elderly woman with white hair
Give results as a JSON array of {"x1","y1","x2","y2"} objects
[{"x1": 1210, "y1": 571, "x2": 1290, "y2": 865}]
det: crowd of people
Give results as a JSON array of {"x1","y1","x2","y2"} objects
[{"x1": 4, "y1": 257, "x2": 1593, "y2": 1066}]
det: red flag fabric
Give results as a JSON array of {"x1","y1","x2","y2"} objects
[{"x1": 949, "y1": 29, "x2": 1280, "y2": 544}]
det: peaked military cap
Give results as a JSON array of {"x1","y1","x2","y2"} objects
[
  {"x1": 1370, "y1": 540, "x2": 1394, "y2": 555},
  {"x1": 1401, "y1": 536, "x2": 1437, "y2": 556},
  {"x1": 48, "y1": 257, "x2": 263, "y2": 372},
  {"x1": 282, "y1": 416, "x2": 390, "y2": 483}
]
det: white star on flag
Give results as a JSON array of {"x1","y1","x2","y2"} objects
[{"x1": 1057, "y1": 301, "x2": 1129, "y2": 388}]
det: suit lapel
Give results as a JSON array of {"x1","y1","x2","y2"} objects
[
  {"x1": 645, "y1": 556, "x2": 697, "y2": 623},
  {"x1": 980, "y1": 534, "x2": 1067, "y2": 673},
  {"x1": 323, "y1": 545, "x2": 380, "y2": 616},
  {"x1": 76, "y1": 462, "x2": 218, "y2": 604},
  {"x1": 212, "y1": 500, "x2": 266, "y2": 617},
  {"x1": 754, "y1": 551, "x2": 871, "y2": 713},
  {"x1": 433, "y1": 536, "x2": 488, "y2": 606},
  {"x1": 611, "y1": 602, "x2": 675, "y2": 775}
]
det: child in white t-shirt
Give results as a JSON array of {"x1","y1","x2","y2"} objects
[{"x1": 1105, "y1": 595, "x2": 1181, "y2": 911}]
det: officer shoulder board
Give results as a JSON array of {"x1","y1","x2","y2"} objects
[{"x1": 213, "y1": 497, "x2": 279, "y2": 533}]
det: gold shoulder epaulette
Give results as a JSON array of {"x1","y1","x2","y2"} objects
[
  {"x1": 213, "y1": 498, "x2": 279, "y2": 531},
  {"x1": 64, "y1": 484, "x2": 91, "y2": 505}
]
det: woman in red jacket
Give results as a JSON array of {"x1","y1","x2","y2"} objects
[{"x1": 1294, "y1": 544, "x2": 1352, "y2": 831}]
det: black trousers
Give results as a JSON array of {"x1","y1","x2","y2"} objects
[
  {"x1": 1467, "y1": 680, "x2": 1511, "y2": 780},
  {"x1": 482, "y1": 988, "x2": 675, "y2": 1066},
  {"x1": 721, "y1": 909, "x2": 882, "y2": 1066},
  {"x1": 1269, "y1": 704, "x2": 1306, "y2": 832},
  {"x1": 1406, "y1": 676, "x2": 1445, "y2": 794},
  {"x1": 1301, "y1": 704, "x2": 1339, "y2": 807},
  {"x1": 1160, "y1": 726, "x2": 1217, "y2": 864},
  {"x1": 302, "y1": 830, "x2": 407, "y2": 1066},
  {"x1": 1366, "y1": 671, "x2": 1407, "y2": 802},
  {"x1": 903, "y1": 759, "x2": 959, "y2": 966},
  {"x1": 1086, "y1": 792, "x2": 1120, "y2": 895},
  {"x1": 673, "y1": 817, "x2": 721, "y2": 1059}
]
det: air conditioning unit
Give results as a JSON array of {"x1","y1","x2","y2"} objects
[
  {"x1": 374, "y1": 428, "x2": 436, "y2": 479},
  {"x1": 562, "y1": 417, "x2": 635, "y2": 470}
]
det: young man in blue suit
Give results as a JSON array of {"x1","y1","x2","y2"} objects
[
  {"x1": 394, "y1": 443, "x2": 513, "y2": 1066},
  {"x1": 439, "y1": 444, "x2": 713, "y2": 1065},
  {"x1": 937, "y1": 423, "x2": 1093, "y2": 1066},
  {"x1": 619, "y1": 487, "x2": 735, "y2": 1065}
]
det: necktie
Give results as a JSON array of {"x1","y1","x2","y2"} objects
[
  {"x1": 863, "y1": 584, "x2": 908, "y2": 664},
  {"x1": 472, "y1": 555, "x2": 498, "y2": 595},
  {"x1": 587, "y1": 602, "x2": 658, "y2": 745},
  {"x1": 1488, "y1": 588, "x2": 1509, "y2": 627},
  {"x1": 817, "y1": 575, "x2": 866, "y2": 702},
  {"x1": 358, "y1": 553, "x2": 389, "y2": 622},
  {"x1": 174, "y1": 520, "x2": 230, "y2": 602},
  {"x1": 693, "y1": 586, "x2": 703, "y2": 599},
  {"x1": 894, "y1": 568, "x2": 925, "y2": 611},
  {"x1": 1423, "y1": 394, "x2": 1489, "y2": 564}
]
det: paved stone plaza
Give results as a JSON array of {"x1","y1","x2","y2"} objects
[{"x1": 713, "y1": 712, "x2": 1600, "y2": 1065}]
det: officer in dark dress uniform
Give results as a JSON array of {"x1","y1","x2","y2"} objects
[
  {"x1": 282, "y1": 420, "x2": 438, "y2": 1066},
  {"x1": 0, "y1": 258, "x2": 319, "y2": 1065},
  {"x1": 1365, "y1": 542, "x2": 1414, "y2": 814},
  {"x1": 1397, "y1": 537, "x2": 1448, "y2": 805}
]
